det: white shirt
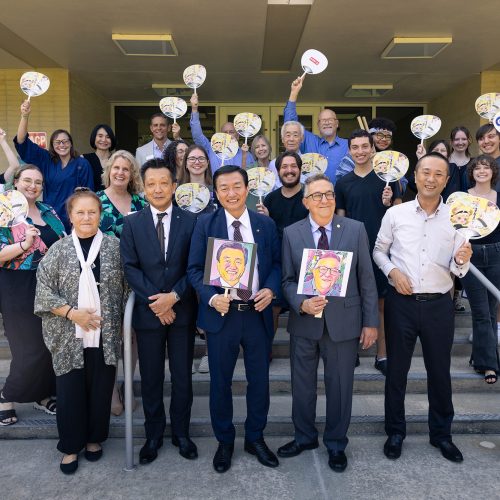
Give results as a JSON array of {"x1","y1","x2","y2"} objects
[
  {"x1": 309, "y1": 215, "x2": 333, "y2": 248},
  {"x1": 150, "y1": 203, "x2": 173, "y2": 260},
  {"x1": 209, "y1": 208, "x2": 260, "y2": 306},
  {"x1": 373, "y1": 197, "x2": 469, "y2": 294}
]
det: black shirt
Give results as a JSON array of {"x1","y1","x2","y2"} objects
[
  {"x1": 83, "y1": 152, "x2": 106, "y2": 192},
  {"x1": 264, "y1": 187, "x2": 309, "y2": 240},
  {"x1": 78, "y1": 236, "x2": 101, "y2": 283},
  {"x1": 335, "y1": 169, "x2": 401, "y2": 249}
]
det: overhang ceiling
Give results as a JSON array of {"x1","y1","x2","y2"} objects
[{"x1": 1, "y1": 0, "x2": 499, "y2": 103}]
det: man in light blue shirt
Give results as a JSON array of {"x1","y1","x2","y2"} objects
[
  {"x1": 190, "y1": 94, "x2": 254, "y2": 173},
  {"x1": 283, "y1": 76, "x2": 348, "y2": 182}
]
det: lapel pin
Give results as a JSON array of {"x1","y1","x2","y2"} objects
[
  {"x1": 336, "y1": 224, "x2": 340, "y2": 228},
  {"x1": 256, "y1": 229, "x2": 260, "y2": 232}
]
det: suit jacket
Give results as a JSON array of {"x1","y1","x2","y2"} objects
[
  {"x1": 282, "y1": 215, "x2": 378, "y2": 342},
  {"x1": 135, "y1": 138, "x2": 171, "y2": 167},
  {"x1": 121, "y1": 205, "x2": 197, "y2": 331},
  {"x1": 187, "y1": 207, "x2": 281, "y2": 336}
]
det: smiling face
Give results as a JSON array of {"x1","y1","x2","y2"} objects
[
  {"x1": 14, "y1": 168, "x2": 43, "y2": 203},
  {"x1": 221, "y1": 122, "x2": 239, "y2": 142},
  {"x1": 217, "y1": 246, "x2": 246, "y2": 286},
  {"x1": 95, "y1": 127, "x2": 112, "y2": 152},
  {"x1": 478, "y1": 130, "x2": 500, "y2": 157},
  {"x1": 282, "y1": 124, "x2": 303, "y2": 152},
  {"x1": 214, "y1": 171, "x2": 249, "y2": 217},
  {"x1": 186, "y1": 147, "x2": 209, "y2": 177},
  {"x1": 253, "y1": 137, "x2": 270, "y2": 161},
  {"x1": 312, "y1": 256, "x2": 340, "y2": 295},
  {"x1": 472, "y1": 160, "x2": 493, "y2": 186},
  {"x1": 69, "y1": 196, "x2": 101, "y2": 238},
  {"x1": 414, "y1": 156, "x2": 449, "y2": 202},
  {"x1": 52, "y1": 132, "x2": 72, "y2": 158},
  {"x1": 303, "y1": 179, "x2": 336, "y2": 224},
  {"x1": 143, "y1": 167, "x2": 176, "y2": 211},
  {"x1": 431, "y1": 142, "x2": 449, "y2": 159},
  {"x1": 150, "y1": 116, "x2": 169, "y2": 142},
  {"x1": 109, "y1": 156, "x2": 132, "y2": 190},
  {"x1": 372, "y1": 130, "x2": 393, "y2": 151},
  {"x1": 279, "y1": 155, "x2": 301, "y2": 188},
  {"x1": 452, "y1": 130, "x2": 469, "y2": 153},
  {"x1": 349, "y1": 136, "x2": 372, "y2": 167},
  {"x1": 175, "y1": 143, "x2": 188, "y2": 168},
  {"x1": 317, "y1": 109, "x2": 339, "y2": 139}
]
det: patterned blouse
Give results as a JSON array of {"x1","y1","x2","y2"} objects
[
  {"x1": 97, "y1": 191, "x2": 148, "y2": 238},
  {"x1": 34, "y1": 234, "x2": 127, "y2": 376},
  {"x1": 0, "y1": 201, "x2": 65, "y2": 270}
]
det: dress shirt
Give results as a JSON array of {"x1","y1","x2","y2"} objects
[
  {"x1": 283, "y1": 101, "x2": 348, "y2": 181},
  {"x1": 373, "y1": 197, "x2": 469, "y2": 294},
  {"x1": 309, "y1": 215, "x2": 333, "y2": 248},
  {"x1": 150, "y1": 203, "x2": 173, "y2": 260},
  {"x1": 152, "y1": 140, "x2": 169, "y2": 160},
  {"x1": 209, "y1": 208, "x2": 260, "y2": 306}
]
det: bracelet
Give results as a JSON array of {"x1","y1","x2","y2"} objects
[
  {"x1": 19, "y1": 241, "x2": 26, "y2": 252},
  {"x1": 65, "y1": 306, "x2": 73, "y2": 320}
]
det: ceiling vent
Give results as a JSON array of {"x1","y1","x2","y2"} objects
[
  {"x1": 112, "y1": 34, "x2": 178, "y2": 56},
  {"x1": 381, "y1": 37, "x2": 452, "y2": 59},
  {"x1": 344, "y1": 84, "x2": 394, "y2": 98}
]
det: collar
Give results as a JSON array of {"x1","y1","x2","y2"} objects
[
  {"x1": 150, "y1": 203, "x2": 173, "y2": 220},
  {"x1": 320, "y1": 135, "x2": 341, "y2": 146},
  {"x1": 309, "y1": 215, "x2": 333, "y2": 233},
  {"x1": 225, "y1": 207, "x2": 251, "y2": 230},
  {"x1": 413, "y1": 195, "x2": 443, "y2": 217}
]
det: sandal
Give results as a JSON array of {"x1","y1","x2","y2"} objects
[
  {"x1": 33, "y1": 398, "x2": 57, "y2": 415},
  {"x1": 484, "y1": 372, "x2": 498, "y2": 384},
  {"x1": 0, "y1": 392, "x2": 18, "y2": 426}
]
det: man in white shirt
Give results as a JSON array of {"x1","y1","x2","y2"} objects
[
  {"x1": 373, "y1": 152, "x2": 472, "y2": 463},
  {"x1": 135, "y1": 113, "x2": 171, "y2": 167}
]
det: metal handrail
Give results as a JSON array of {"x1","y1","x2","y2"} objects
[
  {"x1": 469, "y1": 264, "x2": 500, "y2": 301},
  {"x1": 123, "y1": 291, "x2": 136, "y2": 471}
]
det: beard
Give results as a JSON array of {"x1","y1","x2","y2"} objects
[{"x1": 280, "y1": 175, "x2": 301, "y2": 188}]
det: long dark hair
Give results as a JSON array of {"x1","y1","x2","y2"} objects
[
  {"x1": 178, "y1": 144, "x2": 213, "y2": 187},
  {"x1": 48, "y1": 129, "x2": 79, "y2": 163}
]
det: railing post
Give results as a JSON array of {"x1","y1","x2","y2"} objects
[{"x1": 123, "y1": 291, "x2": 136, "y2": 471}]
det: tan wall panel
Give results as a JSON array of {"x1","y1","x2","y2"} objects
[{"x1": 69, "y1": 75, "x2": 110, "y2": 154}]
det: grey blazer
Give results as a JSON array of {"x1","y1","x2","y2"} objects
[
  {"x1": 282, "y1": 215, "x2": 378, "y2": 342},
  {"x1": 135, "y1": 138, "x2": 171, "y2": 167}
]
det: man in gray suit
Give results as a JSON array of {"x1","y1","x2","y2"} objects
[
  {"x1": 278, "y1": 173, "x2": 378, "y2": 472},
  {"x1": 135, "y1": 113, "x2": 172, "y2": 167}
]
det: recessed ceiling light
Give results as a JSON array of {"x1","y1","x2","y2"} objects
[
  {"x1": 112, "y1": 34, "x2": 178, "y2": 57},
  {"x1": 381, "y1": 37, "x2": 452, "y2": 59},
  {"x1": 344, "y1": 84, "x2": 394, "y2": 98}
]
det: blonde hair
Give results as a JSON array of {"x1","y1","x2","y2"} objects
[{"x1": 102, "y1": 150, "x2": 143, "y2": 194}]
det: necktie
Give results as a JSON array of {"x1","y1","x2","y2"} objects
[
  {"x1": 232, "y1": 220, "x2": 252, "y2": 301},
  {"x1": 318, "y1": 226, "x2": 329, "y2": 250},
  {"x1": 157, "y1": 212, "x2": 167, "y2": 259}
]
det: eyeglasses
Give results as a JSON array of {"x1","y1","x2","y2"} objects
[
  {"x1": 187, "y1": 156, "x2": 207, "y2": 163},
  {"x1": 53, "y1": 139, "x2": 70, "y2": 146},
  {"x1": 19, "y1": 178, "x2": 43, "y2": 187},
  {"x1": 319, "y1": 118, "x2": 338, "y2": 124},
  {"x1": 373, "y1": 132, "x2": 392, "y2": 141},
  {"x1": 317, "y1": 266, "x2": 339, "y2": 276},
  {"x1": 306, "y1": 191, "x2": 335, "y2": 201}
]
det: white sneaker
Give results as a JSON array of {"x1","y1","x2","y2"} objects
[{"x1": 198, "y1": 355, "x2": 209, "y2": 374}]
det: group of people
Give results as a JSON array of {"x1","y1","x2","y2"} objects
[{"x1": 0, "y1": 77, "x2": 497, "y2": 476}]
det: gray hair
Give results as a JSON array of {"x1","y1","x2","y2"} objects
[
  {"x1": 281, "y1": 120, "x2": 305, "y2": 140},
  {"x1": 303, "y1": 173, "x2": 333, "y2": 197}
]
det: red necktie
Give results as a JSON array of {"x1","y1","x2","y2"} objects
[{"x1": 232, "y1": 220, "x2": 252, "y2": 301}]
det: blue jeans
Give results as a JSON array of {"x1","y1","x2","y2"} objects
[{"x1": 460, "y1": 242, "x2": 500, "y2": 372}]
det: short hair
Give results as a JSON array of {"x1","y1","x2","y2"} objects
[
  {"x1": 275, "y1": 151, "x2": 302, "y2": 171},
  {"x1": 281, "y1": 121, "x2": 305, "y2": 139},
  {"x1": 368, "y1": 117, "x2": 396, "y2": 133},
  {"x1": 450, "y1": 126, "x2": 472, "y2": 157},
  {"x1": 150, "y1": 112, "x2": 169, "y2": 125},
  {"x1": 348, "y1": 129, "x2": 374, "y2": 148},
  {"x1": 140, "y1": 158, "x2": 176, "y2": 183},
  {"x1": 428, "y1": 139, "x2": 451, "y2": 159},
  {"x1": 178, "y1": 144, "x2": 213, "y2": 187},
  {"x1": 303, "y1": 173, "x2": 333, "y2": 197},
  {"x1": 215, "y1": 241, "x2": 248, "y2": 265},
  {"x1": 48, "y1": 129, "x2": 78, "y2": 163},
  {"x1": 65, "y1": 187, "x2": 102, "y2": 216},
  {"x1": 89, "y1": 124, "x2": 116, "y2": 151},
  {"x1": 467, "y1": 154, "x2": 499, "y2": 187},
  {"x1": 13, "y1": 164, "x2": 43, "y2": 183},
  {"x1": 213, "y1": 165, "x2": 248, "y2": 190},
  {"x1": 250, "y1": 135, "x2": 272, "y2": 161},
  {"x1": 102, "y1": 150, "x2": 143, "y2": 194},
  {"x1": 414, "y1": 152, "x2": 450, "y2": 174},
  {"x1": 476, "y1": 123, "x2": 500, "y2": 142},
  {"x1": 164, "y1": 139, "x2": 189, "y2": 169}
]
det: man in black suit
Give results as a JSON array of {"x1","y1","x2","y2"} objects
[{"x1": 121, "y1": 159, "x2": 197, "y2": 464}]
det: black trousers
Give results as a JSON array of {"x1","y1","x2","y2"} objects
[
  {"x1": 0, "y1": 269, "x2": 55, "y2": 402},
  {"x1": 56, "y1": 345, "x2": 116, "y2": 454},
  {"x1": 384, "y1": 288, "x2": 455, "y2": 442},
  {"x1": 135, "y1": 325, "x2": 195, "y2": 440}
]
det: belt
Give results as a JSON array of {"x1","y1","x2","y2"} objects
[
  {"x1": 229, "y1": 300, "x2": 255, "y2": 312},
  {"x1": 411, "y1": 293, "x2": 445, "y2": 302}
]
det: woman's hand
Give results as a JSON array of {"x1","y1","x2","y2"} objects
[
  {"x1": 23, "y1": 225, "x2": 39, "y2": 249},
  {"x1": 71, "y1": 308, "x2": 102, "y2": 332},
  {"x1": 171, "y1": 122, "x2": 181, "y2": 140},
  {"x1": 190, "y1": 93, "x2": 199, "y2": 111},
  {"x1": 416, "y1": 144, "x2": 426, "y2": 160},
  {"x1": 20, "y1": 100, "x2": 31, "y2": 118}
]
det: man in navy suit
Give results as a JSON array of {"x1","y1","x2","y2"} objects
[
  {"x1": 188, "y1": 165, "x2": 281, "y2": 473},
  {"x1": 121, "y1": 159, "x2": 198, "y2": 465}
]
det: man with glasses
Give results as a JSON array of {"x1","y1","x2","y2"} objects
[
  {"x1": 278, "y1": 173, "x2": 378, "y2": 472},
  {"x1": 283, "y1": 76, "x2": 348, "y2": 181}
]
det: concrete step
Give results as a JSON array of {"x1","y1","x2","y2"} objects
[{"x1": 2, "y1": 392, "x2": 499, "y2": 439}]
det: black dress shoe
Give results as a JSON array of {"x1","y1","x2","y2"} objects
[
  {"x1": 139, "y1": 438, "x2": 163, "y2": 464},
  {"x1": 84, "y1": 447, "x2": 103, "y2": 462},
  {"x1": 213, "y1": 442, "x2": 234, "y2": 473},
  {"x1": 328, "y1": 450, "x2": 347, "y2": 472},
  {"x1": 60, "y1": 456, "x2": 78, "y2": 475},
  {"x1": 374, "y1": 357, "x2": 387, "y2": 376},
  {"x1": 172, "y1": 436, "x2": 198, "y2": 460},
  {"x1": 277, "y1": 439, "x2": 319, "y2": 458},
  {"x1": 384, "y1": 434, "x2": 403, "y2": 459},
  {"x1": 430, "y1": 440, "x2": 463, "y2": 463},
  {"x1": 355, "y1": 354, "x2": 360, "y2": 367},
  {"x1": 244, "y1": 438, "x2": 279, "y2": 468}
]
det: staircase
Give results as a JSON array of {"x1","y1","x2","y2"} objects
[{"x1": 0, "y1": 307, "x2": 499, "y2": 439}]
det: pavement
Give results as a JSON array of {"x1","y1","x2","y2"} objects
[{"x1": 0, "y1": 435, "x2": 498, "y2": 500}]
